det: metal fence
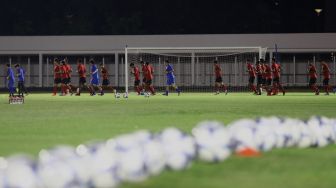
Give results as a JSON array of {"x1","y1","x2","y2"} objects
[{"x1": 1, "y1": 52, "x2": 335, "y2": 89}]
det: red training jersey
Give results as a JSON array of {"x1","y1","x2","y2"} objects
[
  {"x1": 66, "y1": 64, "x2": 72, "y2": 78},
  {"x1": 214, "y1": 64, "x2": 222, "y2": 78},
  {"x1": 261, "y1": 64, "x2": 267, "y2": 78},
  {"x1": 322, "y1": 63, "x2": 331, "y2": 79},
  {"x1": 142, "y1": 64, "x2": 147, "y2": 79},
  {"x1": 133, "y1": 67, "x2": 140, "y2": 81},
  {"x1": 145, "y1": 65, "x2": 154, "y2": 80},
  {"x1": 101, "y1": 67, "x2": 108, "y2": 80},
  {"x1": 77, "y1": 64, "x2": 86, "y2": 78},
  {"x1": 309, "y1": 65, "x2": 317, "y2": 79},
  {"x1": 255, "y1": 64, "x2": 263, "y2": 76},
  {"x1": 272, "y1": 63, "x2": 281, "y2": 78},
  {"x1": 54, "y1": 65, "x2": 62, "y2": 79},
  {"x1": 247, "y1": 63, "x2": 256, "y2": 77},
  {"x1": 61, "y1": 65, "x2": 68, "y2": 79},
  {"x1": 264, "y1": 64, "x2": 272, "y2": 80}
]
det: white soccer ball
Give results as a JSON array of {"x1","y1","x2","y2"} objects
[
  {"x1": 192, "y1": 121, "x2": 231, "y2": 162},
  {"x1": 144, "y1": 92, "x2": 150, "y2": 98},
  {"x1": 115, "y1": 93, "x2": 121, "y2": 99},
  {"x1": 3, "y1": 155, "x2": 40, "y2": 188},
  {"x1": 87, "y1": 144, "x2": 120, "y2": 188},
  {"x1": 37, "y1": 146, "x2": 88, "y2": 188},
  {"x1": 227, "y1": 119, "x2": 258, "y2": 151},
  {"x1": 123, "y1": 93, "x2": 128, "y2": 98},
  {"x1": 159, "y1": 128, "x2": 196, "y2": 171}
]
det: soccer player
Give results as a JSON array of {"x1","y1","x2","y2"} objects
[
  {"x1": 271, "y1": 58, "x2": 286, "y2": 95},
  {"x1": 6, "y1": 64, "x2": 15, "y2": 97},
  {"x1": 261, "y1": 59, "x2": 267, "y2": 91},
  {"x1": 214, "y1": 60, "x2": 228, "y2": 95},
  {"x1": 100, "y1": 63, "x2": 116, "y2": 94},
  {"x1": 75, "y1": 59, "x2": 91, "y2": 96},
  {"x1": 14, "y1": 64, "x2": 28, "y2": 96},
  {"x1": 264, "y1": 61, "x2": 273, "y2": 96},
  {"x1": 89, "y1": 59, "x2": 104, "y2": 96},
  {"x1": 246, "y1": 59, "x2": 257, "y2": 94},
  {"x1": 144, "y1": 62, "x2": 156, "y2": 95},
  {"x1": 163, "y1": 60, "x2": 181, "y2": 96},
  {"x1": 255, "y1": 60, "x2": 263, "y2": 95},
  {"x1": 64, "y1": 58, "x2": 75, "y2": 95},
  {"x1": 52, "y1": 58, "x2": 62, "y2": 96},
  {"x1": 60, "y1": 60, "x2": 73, "y2": 95},
  {"x1": 321, "y1": 61, "x2": 331, "y2": 95},
  {"x1": 308, "y1": 63, "x2": 319, "y2": 95},
  {"x1": 141, "y1": 60, "x2": 147, "y2": 94},
  {"x1": 130, "y1": 63, "x2": 141, "y2": 95}
]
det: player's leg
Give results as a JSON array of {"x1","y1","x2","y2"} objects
[
  {"x1": 221, "y1": 82, "x2": 228, "y2": 95},
  {"x1": 309, "y1": 78, "x2": 319, "y2": 95},
  {"x1": 134, "y1": 80, "x2": 141, "y2": 95},
  {"x1": 323, "y1": 79, "x2": 330, "y2": 95},
  {"x1": 21, "y1": 81, "x2": 28, "y2": 96},
  {"x1": 214, "y1": 82, "x2": 220, "y2": 95},
  {"x1": 248, "y1": 77, "x2": 257, "y2": 94},
  {"x1": 17, "y1": 81, "x2": 23, "y2": 97},
  {"x1": 266, "y1": 79, "x2": 272, "y2": 96},
  {"x1": 277, "y1": 80, "x2": 285, "y2": 96},
  {"x1": 256, "y1": 76, "x2": 262, "y2": 95},
  {"x1": 8, "y1": 81, "x2": 15, "y2": 97},
  {"x1": 146, "y1": 80, "x2": 155, "y2": 95}
]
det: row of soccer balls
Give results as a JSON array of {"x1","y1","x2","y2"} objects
[{"x1": 1, "y1": 116, "x2": 336, "y2": 188}]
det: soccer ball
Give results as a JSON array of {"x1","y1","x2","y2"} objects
[
  {"x1": 159, "y1": 128, "x2": 196, "y2": 171},
  {"x1": 144, "y1": 92, "x2": 150, "y2": 98},
  {"x1": 227, "y1": 119, "x2": 258, "y2": 151},
  {"x1": 192, "y1": 121, "x2": 231, "y2": 162},
  {"x1": 3, "y1": 155, "x2": 40, "y2": 188},
  {"x1": 115, "y1": 93, "x2": 121, "y2": 99},
  {"x1": 123, "y1": 93, "x2": 128, "y2": 98}
]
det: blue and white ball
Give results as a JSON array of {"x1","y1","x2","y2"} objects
[{"x1": 192, "y1": 121, "x2": 231, "y2": 162}]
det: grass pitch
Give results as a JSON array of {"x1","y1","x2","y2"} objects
[{"x1": 0, "y1": 92, "x2": 336, "y2": 188}]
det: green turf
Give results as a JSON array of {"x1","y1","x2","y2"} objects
[{"x1": 0, "y1": 92, "x2": 336, "y2": 188}]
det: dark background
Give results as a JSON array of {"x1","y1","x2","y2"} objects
[{"x1": 0, "y1": 0, "x2": 334, "y2": 36}]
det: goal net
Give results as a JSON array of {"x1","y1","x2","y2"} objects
[{"x1": 125, "y1": 47, "x2": 267, "y2": 94}]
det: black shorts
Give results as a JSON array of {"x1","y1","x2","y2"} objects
[
  {"x1": 323, "y1": 78, "x2": 329, "y2": 86},
  {"x1": 266, "y1": 78, "x2": 272, "y2": 86},
  {"x1": 79, "y1": 77, "x2": 86, "y2": 85},
  {"x1": 145, "y1": 79, "x2": 152, "y2": 85},
  {"x1": 215, "y1": 77, "x2": 223, "y2": 83},
  {"x1": 273, "y1": 77, "x2": 280, "y2": 84},
  {"x1": 249, "y1": 77, "x2": 255, "y2": 84},
  {"x1": 134, "y1": 80, "x2": 140, "y2": 86},
  {"x1": 262, "y1": 78, "x2": 266, "y2": 85},
  {"x1": 54, "y1": 78, "x2": 62, "y2": 84},
  {"x1": 309, "y1": 78, "x2": 317, "y2": 85},
  {"x1": 102, "y1": 79, "x2": 110, "y2": 86},
  {"x1": 62, "y1": 78, "x2": 70, "y2": 84},
  {"x1": 142, "y1": 78, "x2": 147, "y2": 83},
  {"x1": 257, "y1": 75, "x2": 263, "y2": 85}
]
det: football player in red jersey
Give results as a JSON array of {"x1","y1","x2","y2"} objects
[
  {"x1": 100, "y1": 63, "x2": 116, "y2": 95},
  {"x1": 52, "y1": 58, "x2": 62, "y2": 96},
  {"x1": 75, "y1": 59, "x2": 92, "y2": 96},
  {"x1": 321, "y1": 61, "x2": 331, "y2": 95},
  {"x1": 255, "y1": 60, "x2": 263, "y2": 95},
  {"x1": 130, "y1": 63, "x2": 141, "y2": 95},
  {"x1": 271, "y1": 58, "x2": 285, "y2": 95},
  {"x1": 263, "y1": 61, "x2": 273, "y2": 96},
  {"x1": 214, "y1": 60, "x2": 228, "y2": 95},
  {"x1": 144, "y1": 62, "x2": 156, "y2": 95},
  {"x1": 246, "y1": 59, "x2": 257, "y2": 94},
  {"x1": 308, "y1": 63, "x2": 319, "y2": 95}
]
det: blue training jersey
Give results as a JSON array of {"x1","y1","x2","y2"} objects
[
  {"x1": 17, "y1": 68, "x2": 25, "y2": 82},
  {"x1": 166, "y1": 64, "x2": 174, "y2": 78},
  {"x1": 7, "y1": 68, "x2": 15, "y2": 81},
  {"x1": 91, "y1": 65, "x2": 99, "y2": 80}
]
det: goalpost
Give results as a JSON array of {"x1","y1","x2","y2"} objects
[{"x1": 125, "y1": 47, "x2": 267, "y2": 95}]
